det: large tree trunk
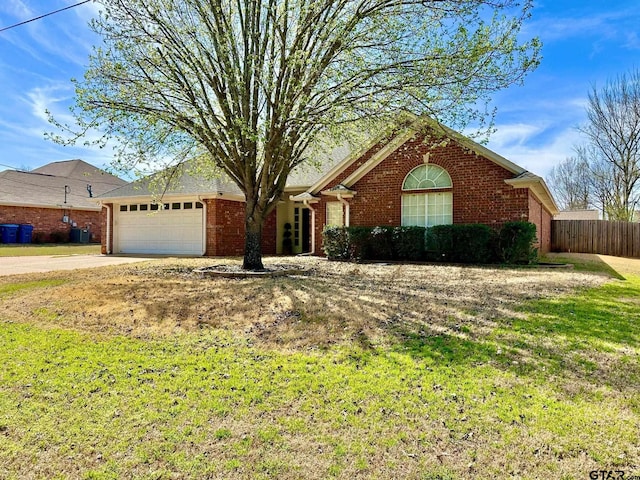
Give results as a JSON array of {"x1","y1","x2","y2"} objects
[{"x1": 243, "y1": 212, "x2": 264, "y2": 270}]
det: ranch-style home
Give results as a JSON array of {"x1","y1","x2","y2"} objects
[
  {"x1": 98, "y1": 117, "x2": 559, "y2": 256},
  {"x1": 0, "y1": 159, "x2": 126, "y2": 243}
]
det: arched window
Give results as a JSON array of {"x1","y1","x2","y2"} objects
[
  {"x1": 402, "y1": 164, "x2": 452, "y2": 190},
  {"x1": 401, "y1": 164, "x2": 453, "y2": 227}
]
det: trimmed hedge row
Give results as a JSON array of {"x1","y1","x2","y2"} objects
[{"x1": 322, "y1": 221, "x2": 538, "y2": 264}]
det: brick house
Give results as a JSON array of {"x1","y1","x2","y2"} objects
[
  {"x1": 0, "y1": 160, "x2": 126, "y2": 243},
  {"x1": 99, "y1": 118, "x2": 558, "y2": 256}
]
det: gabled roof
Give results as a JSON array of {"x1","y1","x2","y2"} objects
[
  {"x1": 505, "y1": 172, "x2": 559, "y2": 215},
  {"x1": 306, "y1": 115, "x2": 558, "y2": 215},
  {"x1": 0, "y1": 160, "x2": 126, "y2": 210},
  {"x1": 311, "y1": 116, "x2": 526, "y2": 193},
  {"x1": 285, "y1": 145, "x2": 352, "y2": 190}
]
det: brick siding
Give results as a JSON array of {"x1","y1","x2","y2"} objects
[
  {"x1": 200, "y1": 199, "x2": 278, "y2": 257},
  {"x1": 0, "y1": 205, "x2": 101, "y2": 243},
  {"x1": 528, "y1": 191, "x2": 552, "y2": 253},
  {"x1": 313, "y1": 133, "x2": 551, "y2": 254}
]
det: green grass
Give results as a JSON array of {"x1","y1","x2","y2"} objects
[
  {"x1": 0, "y1": 273, "x2": 639, "y2": 478},
  {"x1": 0, "y1": 279, "x2": 67, "y2": 297},
  {"x1": 0, "y1": 244, "x2": 101, "y2": 257}
]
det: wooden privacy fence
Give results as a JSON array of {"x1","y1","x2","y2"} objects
[{"x1": 552, "y1": 220, "x2": 640, "y2": 258}]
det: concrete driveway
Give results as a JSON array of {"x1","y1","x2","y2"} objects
[{"x1": 0, "y1": 255, "x2": 156, "y2": 276}]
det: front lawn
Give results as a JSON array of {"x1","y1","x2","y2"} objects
[{"x1": 0, "y1": 258, "x2": 638, "y2": 479}]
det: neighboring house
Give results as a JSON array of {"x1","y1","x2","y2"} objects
[
  {"x1": 554, "y1": 209, "x2": 600, "y2": 221},
  {"x1": 0, "y1": 160, "x2": 126, "y2": 242},
  {"x1": 99, "y1": 117, "x2": 559, "y2": 256}
]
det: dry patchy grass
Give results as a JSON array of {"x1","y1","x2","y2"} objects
[{"x1": 0, "y1": 257, "x2": 606, "y2": 350}]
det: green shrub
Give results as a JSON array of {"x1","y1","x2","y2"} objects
[
  {"x1": 282, "y1": 222, "x2": 293, "y2": 254},
  {"x1": 322, "y1": 222, "x2": 537, "y2": 265},
  {"x1": 452, "y1": 224, "x2": 496, "y2": 263},
  {"x1": 31, "y1": 232, "x2": 46, "y2": 244},
  {"x1": 322, "y1": 226, "x2": 349, "y2": 260},
  {"x1": 427, "y1": 225, "x2": 455, "y2": 261},
  {"x1": 393, "y1": 226, "x2": 426, "y2": 260},
  {"x1": 426, "y1": 224, "x2": 496, "y2": 263},
  {"x1": 346, "y1": 226, "x2": 372, "y2": 261},
  {"x1": 499, "y1": 221, "x2": 538, "y2": 264},
  {"x1": 369, "y1": 226, "x2": 395, "y2": 259},
  {"x1": 322, "y1": 225, "x2": 426, "y2": 261}
]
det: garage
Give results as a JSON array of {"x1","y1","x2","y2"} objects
[{"x1": 114, "y1": 200, "x2": 205, "y2": 254}]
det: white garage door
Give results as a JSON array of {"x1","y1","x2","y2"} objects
[{"x1": 115, "y1": 200, "x2": 204, "y2": 254}]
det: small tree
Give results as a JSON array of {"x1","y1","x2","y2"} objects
[{"x1": 51, "y1": 0, "x2": 540, "y2": 269}]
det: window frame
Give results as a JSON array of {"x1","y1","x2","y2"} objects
[
  {"x1": 401, "y1": 164, "x2": 453, "y2": 227},
  {"x1": 325, "y1": 201, "x2": 344, "y2": 227},
  {"x1": 401, "y1": 164, "x2": 452, "y2": 191}
]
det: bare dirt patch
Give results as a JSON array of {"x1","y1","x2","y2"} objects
[{"x1": 0, "y1": 257, "x2": 609, "y2": 350}]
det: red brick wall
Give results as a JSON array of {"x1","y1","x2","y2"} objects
[
  {"x1": 203, "y1": 199, "x2": 277, "y2": 257},
  {"x1": 313, "y1": 133, "x2": 531, "y2": 254},
  {"x1": 0, "y1": 205, "x2": 101, "y2": 243},
  {"x1": 204, "y1": 199, "x2": 243, "y2": 256},
  {"x1": 528, "y1": 191, "x2": 552, "y2": 253}
]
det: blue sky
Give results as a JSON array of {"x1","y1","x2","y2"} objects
[{"x1": 1, "y1": 0, "x2": 639, "y2": 179}]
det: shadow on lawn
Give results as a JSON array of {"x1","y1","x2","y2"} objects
[
  {"x1": 544, "y1": 252, "x2": 626, "y2": 280},
  {"x1": 385, "y1": 277, "x2": 640, "y2": 390},
  {"x1": 9, "y1": 257, "x2": 637, "y2": 391}
]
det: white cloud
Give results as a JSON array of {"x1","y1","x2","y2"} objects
[
  {"x1": 0, "y1": 81, "x2": 113, "y2": 170},
  {"x1": 25, "y1": 84, "x2": 73, "y2": 123},
  {"x1": 623, "y1": 32, "x2": 640, "y2": 50},
  {"x1": 488, "y1": 123, "x2": 543, "y2": 148},
  {"x1": 487, "y1": 124, "x2": 584, "y2": 178},
  {"x1": 528, "y1": 17, "x2": 608, "y2": 42},
  {"x1": 73, "y1": 0, "x2": 102, "y2": 21},
  {"x1": 0, "y1": 0, "x2": 32, "y2": 18}
]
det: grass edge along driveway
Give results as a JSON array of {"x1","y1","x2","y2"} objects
[{"x1": 0, "y1": 244, "x2": 101, "y2": 257}]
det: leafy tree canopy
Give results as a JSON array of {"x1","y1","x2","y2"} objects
[{"x1": 51, "y1": 0, "x2": 540, "y2": 269}]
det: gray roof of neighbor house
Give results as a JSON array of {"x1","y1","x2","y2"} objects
[
  {"x1": 98, "y1": 145, "x2": 352, "y2": 200},
  {"x1": 0, "y1": 159, "x2": 126, "y2": 210}
]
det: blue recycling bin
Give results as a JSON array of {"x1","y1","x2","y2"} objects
[
  {"x1": 0, "y1": 224, "x2": 19, "y2": 244},
  {"x1": 18, "y1": 224, "x2": 34, "y2": 244}
]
